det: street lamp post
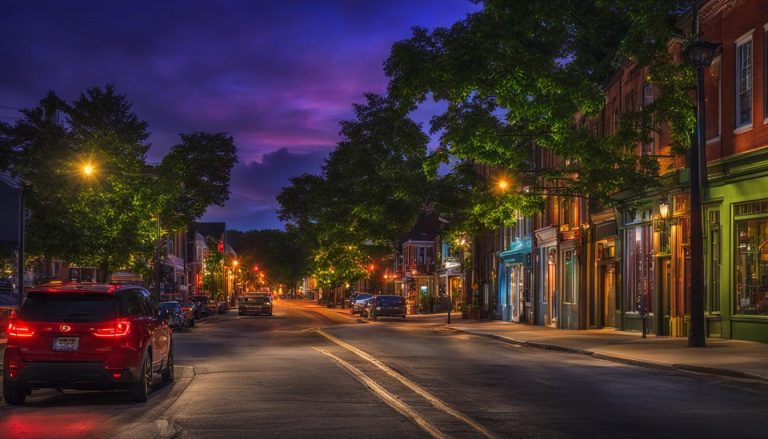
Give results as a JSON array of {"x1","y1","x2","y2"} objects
[
  {"x1": 233, "y1": 259, "x2": 239, "y2": 303},
  {"x1": 683, "y1": 1, "x2": 718, "y2": 348}
]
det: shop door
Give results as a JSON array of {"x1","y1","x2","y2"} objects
[
  {"x1": 536, "y1": 248, "x2": 547, "y2": 325},
  {"x1": 600, "y1": 264, "x2": 616, "y2": 328},
  {"x1": 657, "y1": 257, "x2": 671, "y2": 336},
  {"x1": 545, "y1": 247, "x2": 557, "y2": 327},
  {"x1": 511, "y1": 264, "x2": 522, "y2": 322}
]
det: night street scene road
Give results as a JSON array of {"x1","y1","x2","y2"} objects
[{"x1": 3, "y1": 1, "x2": 768, "y2": 438}]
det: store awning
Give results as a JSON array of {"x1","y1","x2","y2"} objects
[{"x1": 499, "y1": 238, "x2": 532, "y2": 264}]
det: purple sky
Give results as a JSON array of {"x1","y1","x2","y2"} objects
[{"x1": 0, "y1": 0, "x2": 479, "y2": 231}]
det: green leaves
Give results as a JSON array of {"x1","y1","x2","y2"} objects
[
  {"x1": 278, "y1": 93, "x2": 433, "y2": 287},
  {"x1": 1, "y1": 85, "x2": 238, "y2": 277},
  {"x1": 385, "y1": 0, "x2": 696, "y2": 223},
  {"x1": 228, "y1": 229, "x2": 310, "y2": 291},
  {"x1": 157, "y1": 132, "x2": 238, "y2": 231}
]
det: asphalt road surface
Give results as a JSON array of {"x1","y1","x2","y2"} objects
[{"x1": 2, "y1": 299, "x2": 768, "y2": 438}]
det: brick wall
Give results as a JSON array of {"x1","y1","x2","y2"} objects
[{"x1": 706, "y1": 0, "x2": 768, "y2": 159}]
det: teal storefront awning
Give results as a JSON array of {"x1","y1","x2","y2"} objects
[{"x1": 499, "y1": 238, "x2": 532, "y2": 265}]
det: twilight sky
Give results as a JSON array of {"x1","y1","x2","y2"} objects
[{"x1": 0, "y1": 0, "x2": 479, "y2": 231}]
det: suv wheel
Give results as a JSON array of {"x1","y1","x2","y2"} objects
[
  {"x1": 129, "y1": 352, "x2": 152, "y2": 402},
  {"x1": 162, "y1": 346, "x2": 174, "y2": 384},
  {"x1": 2, "y1": 370, "x2": 26, "y2": 406},
  {"x1": 189, "y1": 318, "x2": 195, "y2": 327}
]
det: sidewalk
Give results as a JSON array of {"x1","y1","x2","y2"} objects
[{"x1": 448, "y1": 318, "x2": 768, "y2": 382}]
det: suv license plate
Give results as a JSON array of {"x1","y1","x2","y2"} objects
[{"x1": 53, "y1": 337, "x2": 79, "y2": 352}]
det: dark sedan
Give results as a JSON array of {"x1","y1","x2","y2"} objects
[
  {"x1": 238, "y1": 292, "x2": 273, "y2": 316},
  {"x1": 364, "y1": 295, "x2": 406, "y2": 320},
  {"x1": 189, "y1": 295, "x2": 211, "y2": 317},
  {"x1": 159, "y1": 301, "x2": 186, "y2": 330},
  {"x1": 350, "y1": 293, "x2": 373, "y2": 315}
]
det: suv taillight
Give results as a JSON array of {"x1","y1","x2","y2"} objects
[
  {"x1": 7, "y1": 320, "x2": 35, "y2": 337},
  {"x1": 93, "y1": 319, "x2": 132, "y2": 337}
]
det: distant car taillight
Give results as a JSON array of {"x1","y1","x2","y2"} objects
[
  {"x1": 93, "y1": 319, "x2": 132, "y2": 337},
  {"x1": 7, "y1": 320, "x2": 34, "y2": 337}
]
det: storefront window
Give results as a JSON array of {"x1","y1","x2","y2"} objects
[
  {"x1": 564, "y1": 251, "x2": 574, "y2": 303},
  {"x1": 708, "y1": 210, "x2": 721, "y2": 313},
  {"x1": 624, "y1": 225, "x2": 652, "y2": 312},
  {"x1": 735, "y1": 218, "x2": 768, "y2": 315}
]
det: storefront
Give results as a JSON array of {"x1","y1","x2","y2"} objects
[
  {"x1": 438, "y1": 260, "x2": 463, "y2": 313},
  {"x1": 535, "y1": 227, "x2": 558, "y2": 327},
  {"x1": 498, "y1": 238, "x2": 532, "y2": 323},
  {"x1": 706, "y1": 152, "x2": 768, "y2": 342},
  {"x1": 621, "y1": 206, "x2": 655, "y2": 334}
]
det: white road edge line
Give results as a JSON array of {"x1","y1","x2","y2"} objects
[
  {"x1": 312, "y1": 347, "x2": 450, "y2": 439},
  {"x1": 316, "y1": 329, "x2": 498, "y2": 439}
]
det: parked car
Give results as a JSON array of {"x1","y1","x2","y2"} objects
[
  {"x1": 350, "y1": 293, "x2": 373, "y2": 315},
  {"x1": 158, "y1": 302, "x2": 185, "y2": 331},
  {"x1": 216, "y1": 301, "x2": 228, "y2": 314},
  {"x1": 2, "y1": 283, "x2": 174, "y2": 405},
  {"x1": 189, "y1": 295, "x2": 212, "y2": 317},
  {"x1": 238, "y1": 292, "x2": 273, "y2": 316},
  {"x1": 364, "y1": 295, "x2": 407, "y2": 320},
  {"x1": 176, "y1": 299, "x2": 196, "y2": 327}
]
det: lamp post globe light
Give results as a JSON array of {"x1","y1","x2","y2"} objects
[{"x1": 683, "y1": 1, "x2": 718, "y2": 348}]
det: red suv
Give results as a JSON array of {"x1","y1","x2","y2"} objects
[{"x1": 2, "y1": 283, "x2": 174, "y2": 405}]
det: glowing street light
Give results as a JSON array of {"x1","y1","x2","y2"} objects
[{"x1": 497, "y1": 179, "x2": 509, "y2": 191}]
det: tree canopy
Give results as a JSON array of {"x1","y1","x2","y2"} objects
[
  {"x1": 278, "y1": 93, "x2": 433, "y2": 288},
  {"x1": 385, "y1": 0, "x2": 695, "y2": 230},
  {"x1": 228, "y1": 229, "x2": 310, "y2": 292},
  {"x1": 0, "y1": 84, "x2": 238, "y2": 275}
]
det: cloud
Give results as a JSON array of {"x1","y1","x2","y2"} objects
[{"x1": 201, "y1": 148, "x2": 328, "y2": 231}]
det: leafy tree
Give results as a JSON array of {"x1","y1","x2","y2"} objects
[
  {"x1": 0, "y1": 86, "x2": 157, "y2": 276},
  {"x1": 157, "y1": 132, "x2": 238, "y2": 232},
  {"x1": 228, "y1": 228, "x2": 310, "y2": 293},
  {"x1": 201, "y1": 239, "x2": 223, "y2": 300},
  {"x1": 278, "y1": 93, "x2": 434, "y2": 289},
  {"x1": 385, "y1": 0, "x2": 695, "y2": 228},
  {"x1": 0, "y1": 85, "x2": 238, "y2": 279}
]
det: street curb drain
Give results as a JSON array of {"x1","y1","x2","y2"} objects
[{"x1": 448, "y1": 327, "x2": 768, "y2": 383}]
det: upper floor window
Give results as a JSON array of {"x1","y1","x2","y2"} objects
[
  {"x1": 643, "y1": 84, "x2": 654, "y2": 107},
  {"x1": 736, "y1": 36, "x2": 753, "y2": 127},
  {"x1": 642, "y1": 84, "x2": 655, "y2": 155}
]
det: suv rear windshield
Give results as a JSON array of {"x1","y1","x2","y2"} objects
[
  {"x1": 20, "y1": 293, "x2": 117, "y2": 322},
  {"x1": 376, "y1": 296, "x2": 404, "y2": 305}
]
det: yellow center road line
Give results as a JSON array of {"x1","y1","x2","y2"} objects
[
  {"x1": 313, "y1": 347, "x2": 451, "y2": 439},
  {"x1": 315, "y1": 329, "x2": 499, "y2": 439}
]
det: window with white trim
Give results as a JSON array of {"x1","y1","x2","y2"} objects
[
  {"x1": 642, "y1": 84, "x2": 655, "y2": 155},
  {"x1": 736, "y1": 37, "x2": 753, "y2": 127}
]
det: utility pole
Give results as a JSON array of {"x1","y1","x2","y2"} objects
[
  {"x1": 17, "y1": 183, "x2": 25, "y2": 308},
  {"x1": 155, "y1": 215, "x2": 162, "y2": 305}
]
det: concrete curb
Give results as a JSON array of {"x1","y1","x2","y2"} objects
[{"x1": 449, "y1": 327, "x2": 768, "y2": 383}]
